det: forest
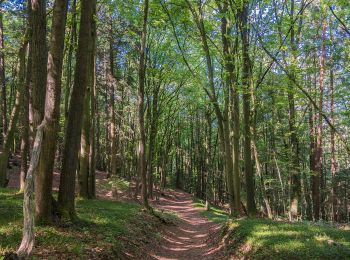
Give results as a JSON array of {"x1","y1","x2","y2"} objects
[{"x1": 0, "y1": 0, "x2": 350, "y2": 259}]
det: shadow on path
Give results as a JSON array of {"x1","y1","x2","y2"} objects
[{"x1": 149, "y1": 190, "x2": 223, "y2": 260}]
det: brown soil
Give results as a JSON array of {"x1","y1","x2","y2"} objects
[{"x1": 148, "y1": 190, "x2": 225, "y2": 260}]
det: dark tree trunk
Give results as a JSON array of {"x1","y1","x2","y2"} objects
[
  {"x1": 138, "y1": 0, "x2": 150, "y2": 209},
  {"x1": 288, "y1": 0, "x2": 301, "y2": 220},
  {"x1": 0, "y1": 11, "x2": 7, "y2": 139},
  {"x1": 30, "y1": 0, "x2": 47, "y2": 131},
  {"x1": 240, "y1": 0, "x2": 257, "y2": 216},
  {"x1": 0, "y1": 36, "x2": 27, "y2": 187},
  {"x1": 19, "y1": 41, "x2": 32, "y2": 192},
  {"x1": 58, "y1": 0, "x2": 96, "y2": 220},
  {"x1": 35, "y1": 0, "x2": 69, "y2": 225}
]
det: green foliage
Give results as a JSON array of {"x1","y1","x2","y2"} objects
[
  {"x1": 192, "y1": 198, "x2": 229, "y2": 223},
  {"x1": 223, "y1": 218, "x2": 350, "y2": 259},
  {"x1": 0, "y1": 188, "x2": 159, "y2": 258},
  {"x1": 106, "y1": 176, "x2": 130, "y2": 192}
]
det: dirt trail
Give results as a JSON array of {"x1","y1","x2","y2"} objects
[
  {"x1": 7, "y1": 163, "x2": 224, "y2": 259},
  {"x1": 149, "y1": 190, "x2": 223, "y2": 260}
]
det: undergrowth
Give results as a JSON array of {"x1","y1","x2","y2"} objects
[
  {"x1": 222, "y1": 218, "x2": 350, "y2": 259},
  {"x1": 0, "y1": 188, "x2": 162, "y2": 259}
]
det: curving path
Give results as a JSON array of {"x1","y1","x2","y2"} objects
[{"x1": 149, "y1": 190, "x2": 223, "y2": 260}]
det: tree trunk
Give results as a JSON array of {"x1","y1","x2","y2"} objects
[
  {"x1": 64, "y1": 0, "x2": 77, "y2": 123},
  {"x1": 0, "y1": 11, "x2": 7, "y2": 139},
  {"x1": 147, "y1": 84, "x2": 160, "y2": 199},
  {"x1": 0, "y1": 39, "x2": 27, "y2": 187},
  {"x1": 78, "y1": 86, "x2": 91, "y2": 198},
  {"x1": 17, "y1": 123, "x2": 44, "y2": 258},
  {"x1": 89, "y1": 9, "x2": 97, "y2": 198},
  {"x1": 138, "y1": 0, "x2": 150, "y2": 209},
  {"x1": 107, "y1": 28, "x2": 118, "y2": 177},
  {"x1": 19, "y1": 42, "x2": 32, "y2": 192},
  {"x1": 315, "y1": 21, "x2": 326, "y2": 221},
  {"x1": 30, "y1": 0, "x2": 47, "y2": 131},
  {"x1": 186, "y1": 0, "x2": 236, "y2": 215},
  {"x1": 288, "y1": 0, "x2": 301, "y2": 221},
  {"x1": 240, "y1": 0, "x2": 257, "y2": 216},
  {"x1": 58, "y1": 0, "x2": 96, "y2": 220},
  {"x1": 219, "y1": 0, "x2": 241, "y2": 214},
  {"x1": 330, "y1": 24, "x2": 337, "y2": 222},
  {"x1": 35, "y1": 0, "x2": 68, "y2": 225}
]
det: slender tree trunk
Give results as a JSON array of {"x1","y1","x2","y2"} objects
[
  {"x1": 219, "y1": 1, "x2": 241, "y2": 214},
  {"x1": 19, "y1": 42, "x2": 32, "y2": 192},
  {"x1": 64, "y1": 0, "x2": 77, "y2": 123},
  {"x1": 252, "y1": 93, "x2": 272, "y2": 219},
  {"x1": 0, "y1": 11, "x2": 7, "y2": 139},
  {"x1": 205, "y1": 109, "x2": 212, "y2": 210},
  {"x1": 35, "y1": 0, "x2": 69, "y2": 225},
  {"x1": 315, "y1": 21, "x2": 326, "y2": 221},
  {"x1": 17, "y1": 124, "x2": 44, "y2": 259},
  {"x1": 107, "y1": 29, "x2": 118, "y2": 177},
  {"x1": 147, "y1": 85, "x2": 160, "y2": 199},
  {"x1": 58, "y1": 0, "x2": 96, "y2": 220},
  {"x1": 288, "y1": 0, "x2": 301, "y2": 220},
  {"x1": 186, "y1": 0, "x2": 236, "y2": 215},
  {"x1": 30, "y1": 0, "x2": 47, "y2": 131},
  {"x1": 330, "y1": 24, "x2": 337, "y2": 222},
  {"x1": 89, "y1": 10, "x2": 97, "y2": 198},
  {"x1": 78, "y1": 84, "x2": 91, "y2": 198},
  {"x1": 240, "y1": 0, "x2": 257, "y2": 216},
  {"x1": 138, "y1": 0, "x2": 150, "y2": 209},
  {"x1": 0, "y1": 38, "x2": 27, "y2": 187}
]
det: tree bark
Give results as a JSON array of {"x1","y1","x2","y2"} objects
[
  {"x1": 330, "y1": 23, "x2": 338, "y2": 222},
  {"x1": 19, "y1": 42, "x2": 32, "y2": 193},
  {"x1": 89, "y1": 8, "x2": 97, "y2": 198},
  {"x1": 30, "y1": 0, "x2": 47, "y2": 131},
  {"x1": 314, "y1": 20, "x2": 326, "y2": 221},
  {"x1": 240, "y1": 0, "x2": 257, "y2": 216},
  {"x1": 64, "y1": 0, "x2": 77, "y2": 123},
  {"x1": 0, "y1": 11, "x2": 7, "y2": 139},
  {"x1": 107, "y1": 27, "x2": 118, "y2": 177},
  {"x1": 288, "y1": 0, "x2": 301, "y2": 220},
  {"x1": 138, "y1": 0, "x2": 150, "y2": 209},
  {"x1": 35, "y1": 0, "x2": 69, "y2": 225},
  {"x1": 58, "y1": 0, "x2": 96, "y2": 220},
  {"x1": 17, "y1": 123, "x2": 44, "y2": 259}
]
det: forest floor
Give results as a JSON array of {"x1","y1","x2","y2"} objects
[
  {"x1": 2, "y1": 162, "x2": 350, "y2": 259},
  {"x1": 2, "y1": 162, "x2": 226, "y2": 259},
  {"x1": 147, "y1": 190, "x2": 224, "y2": 259}
]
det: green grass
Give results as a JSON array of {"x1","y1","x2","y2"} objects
[
  {"x1": 0, "y1": 187, "x2": 159, "y2": 259},
  {"x1": 192, "y1": 197, "x2": 350, "y2": 259},
  {"x1": 223, "y1": 218, "x2": 350, "y2": 260},
  {"x1": 192, "y1": 198, "x2": 229, "y2": 223}
]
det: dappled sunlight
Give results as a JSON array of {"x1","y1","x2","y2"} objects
[
  {"x1": 223, "y1": 218, "x2": 350, "y2": 259},
  {"x1": 150, "y1": 190, "x2": 222, "y2": 259}
]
